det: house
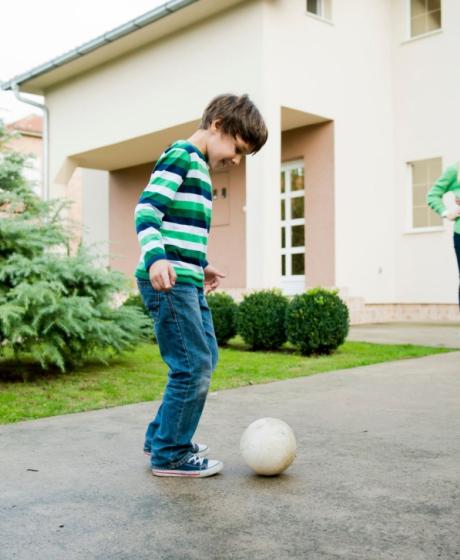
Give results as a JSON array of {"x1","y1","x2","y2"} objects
[
  {"x1": 2, "y1": 0, "x2": 458, "y2": 322},
  {"x1": 7, "y1": 114, "x2": 43, "y2": 197}
]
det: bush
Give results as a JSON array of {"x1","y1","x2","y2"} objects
[
  {"x1": 286, "y1": 288, "x2": 349, "y2": 355},
  {"x1": 0, "y1": 120, "x2": 151, "y2": 372},
  {"x1": 206, "y1": 292, "x2": 238, "y2": 346},
  {"x1": 122, "y1": 292, "x2": 156, "y2": 342},
  {"x1": 237, "y1": 289, "x2": 288, "y2": 350},
  {"x1": 123, "y1": 293, "x2": 148, "y2": 317}
]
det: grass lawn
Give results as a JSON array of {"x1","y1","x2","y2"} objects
[{"x1": 0, "y1": 337, "x2": 453, "y2": 424}]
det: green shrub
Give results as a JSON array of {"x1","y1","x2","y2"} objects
[
  {"x1": 123, "y1": 292, "x2": 156, "y2": 342},
  {"x1": 0, "y1": 120, "x2": 151, "y2": 372},
  {"x1": 206, "y1": 292, "x2": 238, "y2": 346},
  {"x1": 237, "y1": 289, "x2": 288, "y2": 350},
  {"x1": 123, "y1": 293, "x2": 148, "y2": 316},
  {"x1": 286, "y1": 288, "x2": 349, "y2": 355}
]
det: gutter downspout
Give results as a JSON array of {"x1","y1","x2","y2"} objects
[{"x1": 12, "y1": 83, "x2": 49, "y2": 201}]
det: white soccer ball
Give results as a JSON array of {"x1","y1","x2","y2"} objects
[{"x1": 240, "y1": 417, "x2": 297, "y2": 476}]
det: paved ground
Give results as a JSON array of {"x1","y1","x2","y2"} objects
[
  {"x1": 1, "y1": 325, "x2": 459, "y2": 560},
  {"x1": 348, "y1": 322, "x2": 460, "y2": 348}
]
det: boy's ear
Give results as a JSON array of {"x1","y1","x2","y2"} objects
[{"x1": 211, "y1": 118, "x2": 223, "y2": 131}]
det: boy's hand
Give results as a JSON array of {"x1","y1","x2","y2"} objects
[
  {"x1": 204, "y1": 264, "x2": 226, "y2": 294},
  {"x1": 442, "y1": 207, "x2": 460, "y2": 221},
  {"x1": 149, "y1": 259, "x2": 177, "y2": 291}
]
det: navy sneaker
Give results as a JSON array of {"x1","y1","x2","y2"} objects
[
  {"x1": 151, "y1": 455, "x2": 223, "y2": 478},
  {"x1": 144, "y1": 443, "x2": 209, "y2": 458}
]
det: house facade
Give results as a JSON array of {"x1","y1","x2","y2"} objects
[
  {"x1": 3, "y1": 0, "x2": 459, "y2": 322},
  {"x1": 7, "y1": 115, "x2": 43, "y2": 197}
]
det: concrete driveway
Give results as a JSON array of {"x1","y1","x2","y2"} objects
[
  {"x1": 348, "y1": 322, "x2": 460, "y2": 349},
  {"x1": 1, "y1": 343, "x2": 459, "y2": 559}
]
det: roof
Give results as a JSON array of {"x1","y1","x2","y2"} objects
[
  {"x1": 7, "y1": 114, "x2": 43, "y2": 137},
  {"x1": 1, "y1": 0, "x2": 249, "y2": 95}
]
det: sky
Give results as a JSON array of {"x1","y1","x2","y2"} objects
[{"x1": 0, "y1": 0, "x2": 167, "y2": 123}]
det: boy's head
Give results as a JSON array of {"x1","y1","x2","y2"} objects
[{"x1": 199, "y1": 94, "x2": 268, "y2": 171}]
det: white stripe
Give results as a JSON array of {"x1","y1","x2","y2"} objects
[
  {"x1": 169, "y1": 260, "x2": 203, "y2": 273},
  {"x1": 145, "y1": 183, "x2": 178, "y2": 199},
  {"x1": 190, "y1": 151, "x2": 209, "y2": 166},
  {"x1": 142, "y1": 239, "x2": 164, "y2": 254},
  {"x1": 151, "y1": 169, "x2": 184, "y2": 185},
  {"x1": 174, "y1": 191, "x2": 212, "y2": 210},
  {"x1": 138, "y1": 226, "x2": 161, "y2": 242},
  {"x1": 163, "y1": 236, "x2": 206, "y2": 253},
  {"x1": 135, "y1": 203, "x2": 164, "y2": 221},
  {"x1": 187, "y1": 169, "x2": 211, "y2": 185},
  {"x1": 162, "y1": 221, "x2": 208, "y2": 237},
  {"x1": 149, "y1": 168, "x2": 184, "y2": 185}
]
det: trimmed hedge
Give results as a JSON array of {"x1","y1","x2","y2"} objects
[
  {"x1": 206, "y1": 292, "x2": 238, "y2": 346},
  {"x1": 286, "y1": 288, "x2": 349, "y2": 355},
  {"x1": 237, "y1": 289, "x2": 288, "y2": 350}
]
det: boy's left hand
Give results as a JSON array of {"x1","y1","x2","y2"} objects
[{"x1": 204, "y1": 264, "x2": 226, "y2": 294}]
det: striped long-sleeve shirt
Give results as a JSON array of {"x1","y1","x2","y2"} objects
[
  {"x1": 427, "y1": 163, "x2": 460, "y2": 235},
  {"x1": 134, "y1": 140, "x2": 212, "y2": 287}
]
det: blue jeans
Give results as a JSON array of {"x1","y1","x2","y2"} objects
[
  {"x1": 455, "y1": 232, "x2": 460, "y2": 309},
  {"x1": 137, "y1": 279, "x2": 219, "y2": 468}
]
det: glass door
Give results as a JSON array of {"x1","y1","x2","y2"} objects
[{"x1": 280, "y1": 160, "x2": 305, "y2": 295}]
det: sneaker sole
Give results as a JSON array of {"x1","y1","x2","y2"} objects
[
  {"x1": 144, "y1": 447, "x2": 209, "y2": 459},
  {"x1": 151, "y1": 461, "x2": 223, "y2": 478}
]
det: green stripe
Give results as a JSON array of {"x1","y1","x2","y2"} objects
[{"x1": 161, "y1": 228, "x2": 207, "y2": 244}]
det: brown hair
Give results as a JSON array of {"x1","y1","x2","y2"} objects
[{"x1": 200, "y1": 94, "x2": 268, "y2": 154}]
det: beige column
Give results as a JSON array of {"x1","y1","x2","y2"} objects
[{"x1": 245, "y1": 104, "x2": 281, "y2": 290}]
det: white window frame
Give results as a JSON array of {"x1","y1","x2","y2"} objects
[
  {"x1": 306, "y1": 0, "x2": 323, "y2": 17},
  {"x1": 405, "y1": 0, "x2": 443, "y2": 42},
  {"x1": 404, "y1": 157, "x2": 445, "y2": 234},
  {"x1": 305, "y1": 0, "x2": 333, "y2": 23},
  {"x1": 281, "y1": 160, "x2": 306, "y2": 295}
]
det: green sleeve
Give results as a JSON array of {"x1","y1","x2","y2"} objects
[{"x1": 426, "y1": 164, "x2": 457, "y2": 215}]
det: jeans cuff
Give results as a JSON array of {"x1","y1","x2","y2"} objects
[{"x1": 152, "y1": 450, "x2": 194, "y2": 470}]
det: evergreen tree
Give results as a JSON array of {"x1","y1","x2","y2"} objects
[{"x1": 0, "y1": 120, "x2": 150, "y2": 372}]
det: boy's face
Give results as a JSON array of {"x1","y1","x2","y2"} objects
[{"x1": 206, "y1": 120, "x2": 253, "y2": 171}]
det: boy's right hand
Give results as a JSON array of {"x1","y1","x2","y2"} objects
[
  {"x1": 443, "y1": 207, "x2": 460, "y2": 221},
  {"x1": 149, "y1": 259, "x2": 177, "y2": 291}
]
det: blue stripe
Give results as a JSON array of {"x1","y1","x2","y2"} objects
[
  {"x1": 138, "y1": 196, "x2": 169, "y2": 215},
  {"x1": 153, "y1": 161, "x2": 188, "y2": 178},
  {"x1": 136, "y1": 220, "x2": 161, "y2": 234},
  {"x1": 179, "y1": 184, "x2": 213, "y2": 201},
  {"x1": 164, "y1": 214, "x2": 209, "y2": 230},
  {"x1": 165, "y1": 251, "x2": 203, "y2": 267}
]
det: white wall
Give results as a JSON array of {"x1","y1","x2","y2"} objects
[
  {"x1": 46, "y1": 1, "x2": 265, "y2": 195},
  {"x1": 391, "y1": 0, "x2": 459, "y2": 303},
  {"x1": 265, "y1": 0, "x2": 396, "y2": 302},
  {"x1": 81, "y1": 169, "x2": 109, "y2": 267},
  {"x1": 44, "y1": 0, "x2": 459, "y2": 304}
]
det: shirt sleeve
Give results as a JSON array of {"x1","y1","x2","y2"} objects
[
  {"x1": 134, "y1": 147, "x2": 191, "y2": 272},
  {"x1": 427, "y1": 164, "x2": 457, "y2": 216}
]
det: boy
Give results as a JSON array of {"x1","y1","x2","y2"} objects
[{"x1": 134, "y1": 94, "x2": 268, "y2": 477}]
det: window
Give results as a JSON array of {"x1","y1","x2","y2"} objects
[
  {"x1": 281, "y1": 161, "x2": 305, "y2": 294},
  {"x1": 409, "y1": 157, "x2": 443, "y2": 228},
  {"x1": 307, "y1": 0, "x2": 321, "y2": 16},
  {"x1": 306, "y1": 0, "x2": 332, "y2": 20},
  {"x1": 410, "y1": 0, "x2": 441, "y2": 38}
]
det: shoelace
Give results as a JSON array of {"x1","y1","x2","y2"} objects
[{"x1": 189, "y1": 454, "x2": 205, "y2": 467}]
